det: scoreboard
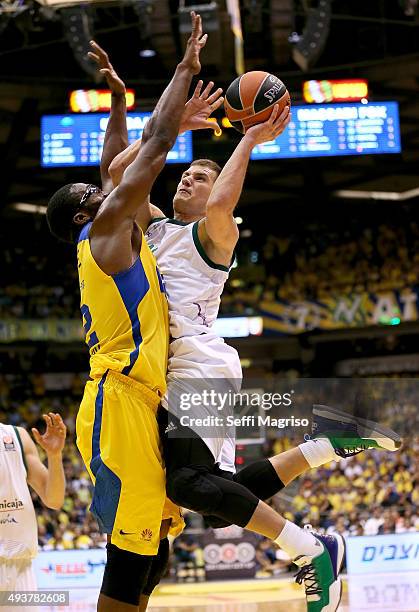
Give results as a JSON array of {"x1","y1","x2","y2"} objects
[
  {"x1": 41, "y1": 113, "x2": 193, "y2": 167},
  {"x1": 41, "y1": 102, "x2": 401, "y2": 167},
  {"x1": 251, "y1": 101, "x2": 401, "y2": 160}
]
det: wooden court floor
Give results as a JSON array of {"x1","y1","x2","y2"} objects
[
  {"x1": 149, "y1": 579, "x2": 344, "y2": 611},
  {"x1": 63, "y1": 571, "x2": 419, "y2": 611},
  {"x1": 148, "y1": 572, "x2": 419, "y2": 612}
]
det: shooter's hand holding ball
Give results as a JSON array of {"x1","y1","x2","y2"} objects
[{"x1": 244, "y1": 103, "x2": 291, "y2": 146}]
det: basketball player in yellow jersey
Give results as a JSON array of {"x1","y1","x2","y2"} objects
[{"x1": 46, "y1": 12, "x2": 207, "y2": 611}]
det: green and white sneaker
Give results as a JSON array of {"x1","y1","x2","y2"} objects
[
  {"x1": 294, "y1": 532, "x2": 345, "y2": 612},
  {"x1": 312, "y1": 404, "x2": 402, "y2": 458}
]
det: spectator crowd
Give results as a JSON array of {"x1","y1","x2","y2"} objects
[
  {"x1": 0, "y1": 373, "x2": 417, "y2": 556},
  {"x1": 221, "y1": 220, "x2": 419, "y2": 314},
  {"x1": 2, "y1": 220, "x2": 419, "y2": 319}
]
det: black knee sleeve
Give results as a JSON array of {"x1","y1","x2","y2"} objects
[
  {"x1": 234, "y1": 459, "x2": 285, "y2": 500},
  {"x1": 101, "y1": 543, "x2": 153, "y2": 605},
  {"x1": 204, "y1": 514, "x2": 233, "y2": 529},
  {"x1": 167, "y1": 466, "x2": 259, "y2": 528},
  {"x1": 205, "y1": 461, "x2": 284, "y2": 530},
  {"x1": 167, "y1": 466, "x2": 223, "y2": 514},
  {"x1": 142, "y1": 538, "x2": 170, "y2": 596}
]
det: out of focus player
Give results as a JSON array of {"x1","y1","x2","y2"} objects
[{"x1": 0, "y1": 413, "x2": 66, "y2": 591}]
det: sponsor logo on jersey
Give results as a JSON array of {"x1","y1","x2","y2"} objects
[
  {"x1": 193, "y1": 302, "x2": 208, "y2": 326},
  {"x1": 119, "y1": 529, "x2": 136, "y2": 536},
  {"x1": 141, "y1": 528, "x2": 153, "y2": 542},
  {"x1": 0, "y1": 499, "x2": 24, "y2": 512},
  {"x1": 3, "y1": 435, "x2": 15, "y2": 451},
  {"x1": 0, "y1": 514, "x2": 18, "y2": 525},
  {"x1": 165, "y1": 421, "x2": 178, "y2": 434}
]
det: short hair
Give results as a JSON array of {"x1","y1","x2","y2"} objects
[
  {"x1": 46, "y1": 184, "x2": 85, "y2": 244},
  {"x1": 191, "y1": 158, "x2": 222, "y2": 178}
]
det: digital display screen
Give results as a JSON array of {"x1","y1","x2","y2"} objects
[
  {"x1": 41, "y1": 113, "x2": 193, "y2": 167},
  {"x1": 250, "y1": 101, "x2": 401, "y2": 160}
]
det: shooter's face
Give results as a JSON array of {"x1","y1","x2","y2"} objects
[{"x1": 173, "y1": 165, "x2": 217, "y2": 218}]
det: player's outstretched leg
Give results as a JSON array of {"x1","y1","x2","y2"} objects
[
  {"x1": 260, "y1": 402, "x2": 403, "y2": 490},
  {"x1": 232, "y1": 403, "x2": 403, "y2": 499},
  {"x1": 311, "y1": 404, "x2": 402, "y2": 457}
]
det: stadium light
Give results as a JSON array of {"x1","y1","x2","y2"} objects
[
  {"x1": 400, "y1": 0, "x2": 418, "y2": 16},
  {"x1": 131, "y1": 0, "x2": 156, "y2": 59},
  {"x1": 35, "y1": 0, "x2": 118, "y2": 6},
  {"x1": 333, "y1": 187, "x2": 419, "y2": 201},
  {"x1": 13, "y1": 203, "x2": 47, "y2": 214}
]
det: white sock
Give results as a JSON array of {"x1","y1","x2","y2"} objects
[
  {"x1": 298, "y1": 437, "x2": 339, "y2": 468},
  {"x1": 274, "y1": 520, "x2": 322, "y2": 559}
]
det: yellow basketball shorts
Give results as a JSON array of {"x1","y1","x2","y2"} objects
[{"x1": 76, "y1": 370, "x2": 184, "y2": 555}]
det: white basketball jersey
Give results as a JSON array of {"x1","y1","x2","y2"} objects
[
  {"x1": 145, "y1": 219, "x2": 241, "y2": 471},
  {"x1": 0, "y1": 424, "x2": 38, "y2": 560}
]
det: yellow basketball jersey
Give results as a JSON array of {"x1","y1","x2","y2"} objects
[{"x1": 77, "y1": 222, "x2": 168, "y2": 396}]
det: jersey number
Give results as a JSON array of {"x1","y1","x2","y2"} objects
[{"x1": 81, "y1": 304, "x2": 99, "y2": 349}]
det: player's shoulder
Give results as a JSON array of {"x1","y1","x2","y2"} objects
[
  {"x1": 16, "y1": 426, "x2": 30, "y2": 443},
  {"x1": 147, "y1": 218, "x2": 193, "y2": 237},
  {"x1": 14, "y1": 426, "x2": 35, "y2": 456},
  {"x1": 148, "y1": 216, "x2": 167, "y2": 228}
]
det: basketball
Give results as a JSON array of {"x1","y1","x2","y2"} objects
[{"x1": 224, "y1": 71, "x2": 291, "y2": 134}]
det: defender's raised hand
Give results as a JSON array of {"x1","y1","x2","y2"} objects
[
  {"x1": 88, "y1": 40, "x2": 126, "y2": 97},
  {"x1": 180, "y1": 11, "x2": 208, "y2": 75},
  {"x1": 180, "y1": 80, "x2": 224, "y2": 134}
]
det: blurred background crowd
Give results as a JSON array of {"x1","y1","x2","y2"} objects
[
  {"x1": 223, "y1": 219, "x2": 419, "y2": 314},
  {"x1": 2, "y1": 217, "x2": 419, "y2": 320},
  {"x1": 1, "y1": 372, "x2": 417, "y2": 577}
]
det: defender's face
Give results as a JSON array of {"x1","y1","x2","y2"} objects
[
  {"x1": 71, "y1": 183, "x2": 107, "y2": 218},
  {"x1": 173, "y1": 165, "x2": 218, "y2": 217}
]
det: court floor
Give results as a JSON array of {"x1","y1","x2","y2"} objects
[{"x1": 60, "y1": 571, "x2": 419, "y2": 612}]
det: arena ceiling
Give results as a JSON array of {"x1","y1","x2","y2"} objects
[{"x1": 1, "y1": 0, "x2": 419, "y2": 220}]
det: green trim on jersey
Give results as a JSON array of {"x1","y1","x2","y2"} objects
[
  {"x1": 148, "y1": 217, "x2": 166, "y2": 227},
  {"x1": 192, "y1": 221, "x2": 229, "y2": 272},
  {"x1": 13, "y1": 426, "x2": 28, "y2": 475},
  {"x1": 166, "y1": 219, "x2": 191, "y2": 226}
]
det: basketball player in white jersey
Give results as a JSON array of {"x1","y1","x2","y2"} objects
[
  {"x1": 107, "y1": 92, "x2": 402, "y2": 611},
  {"x1": 0, "y1": 413, "x2": 66, "y2": 591}
]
